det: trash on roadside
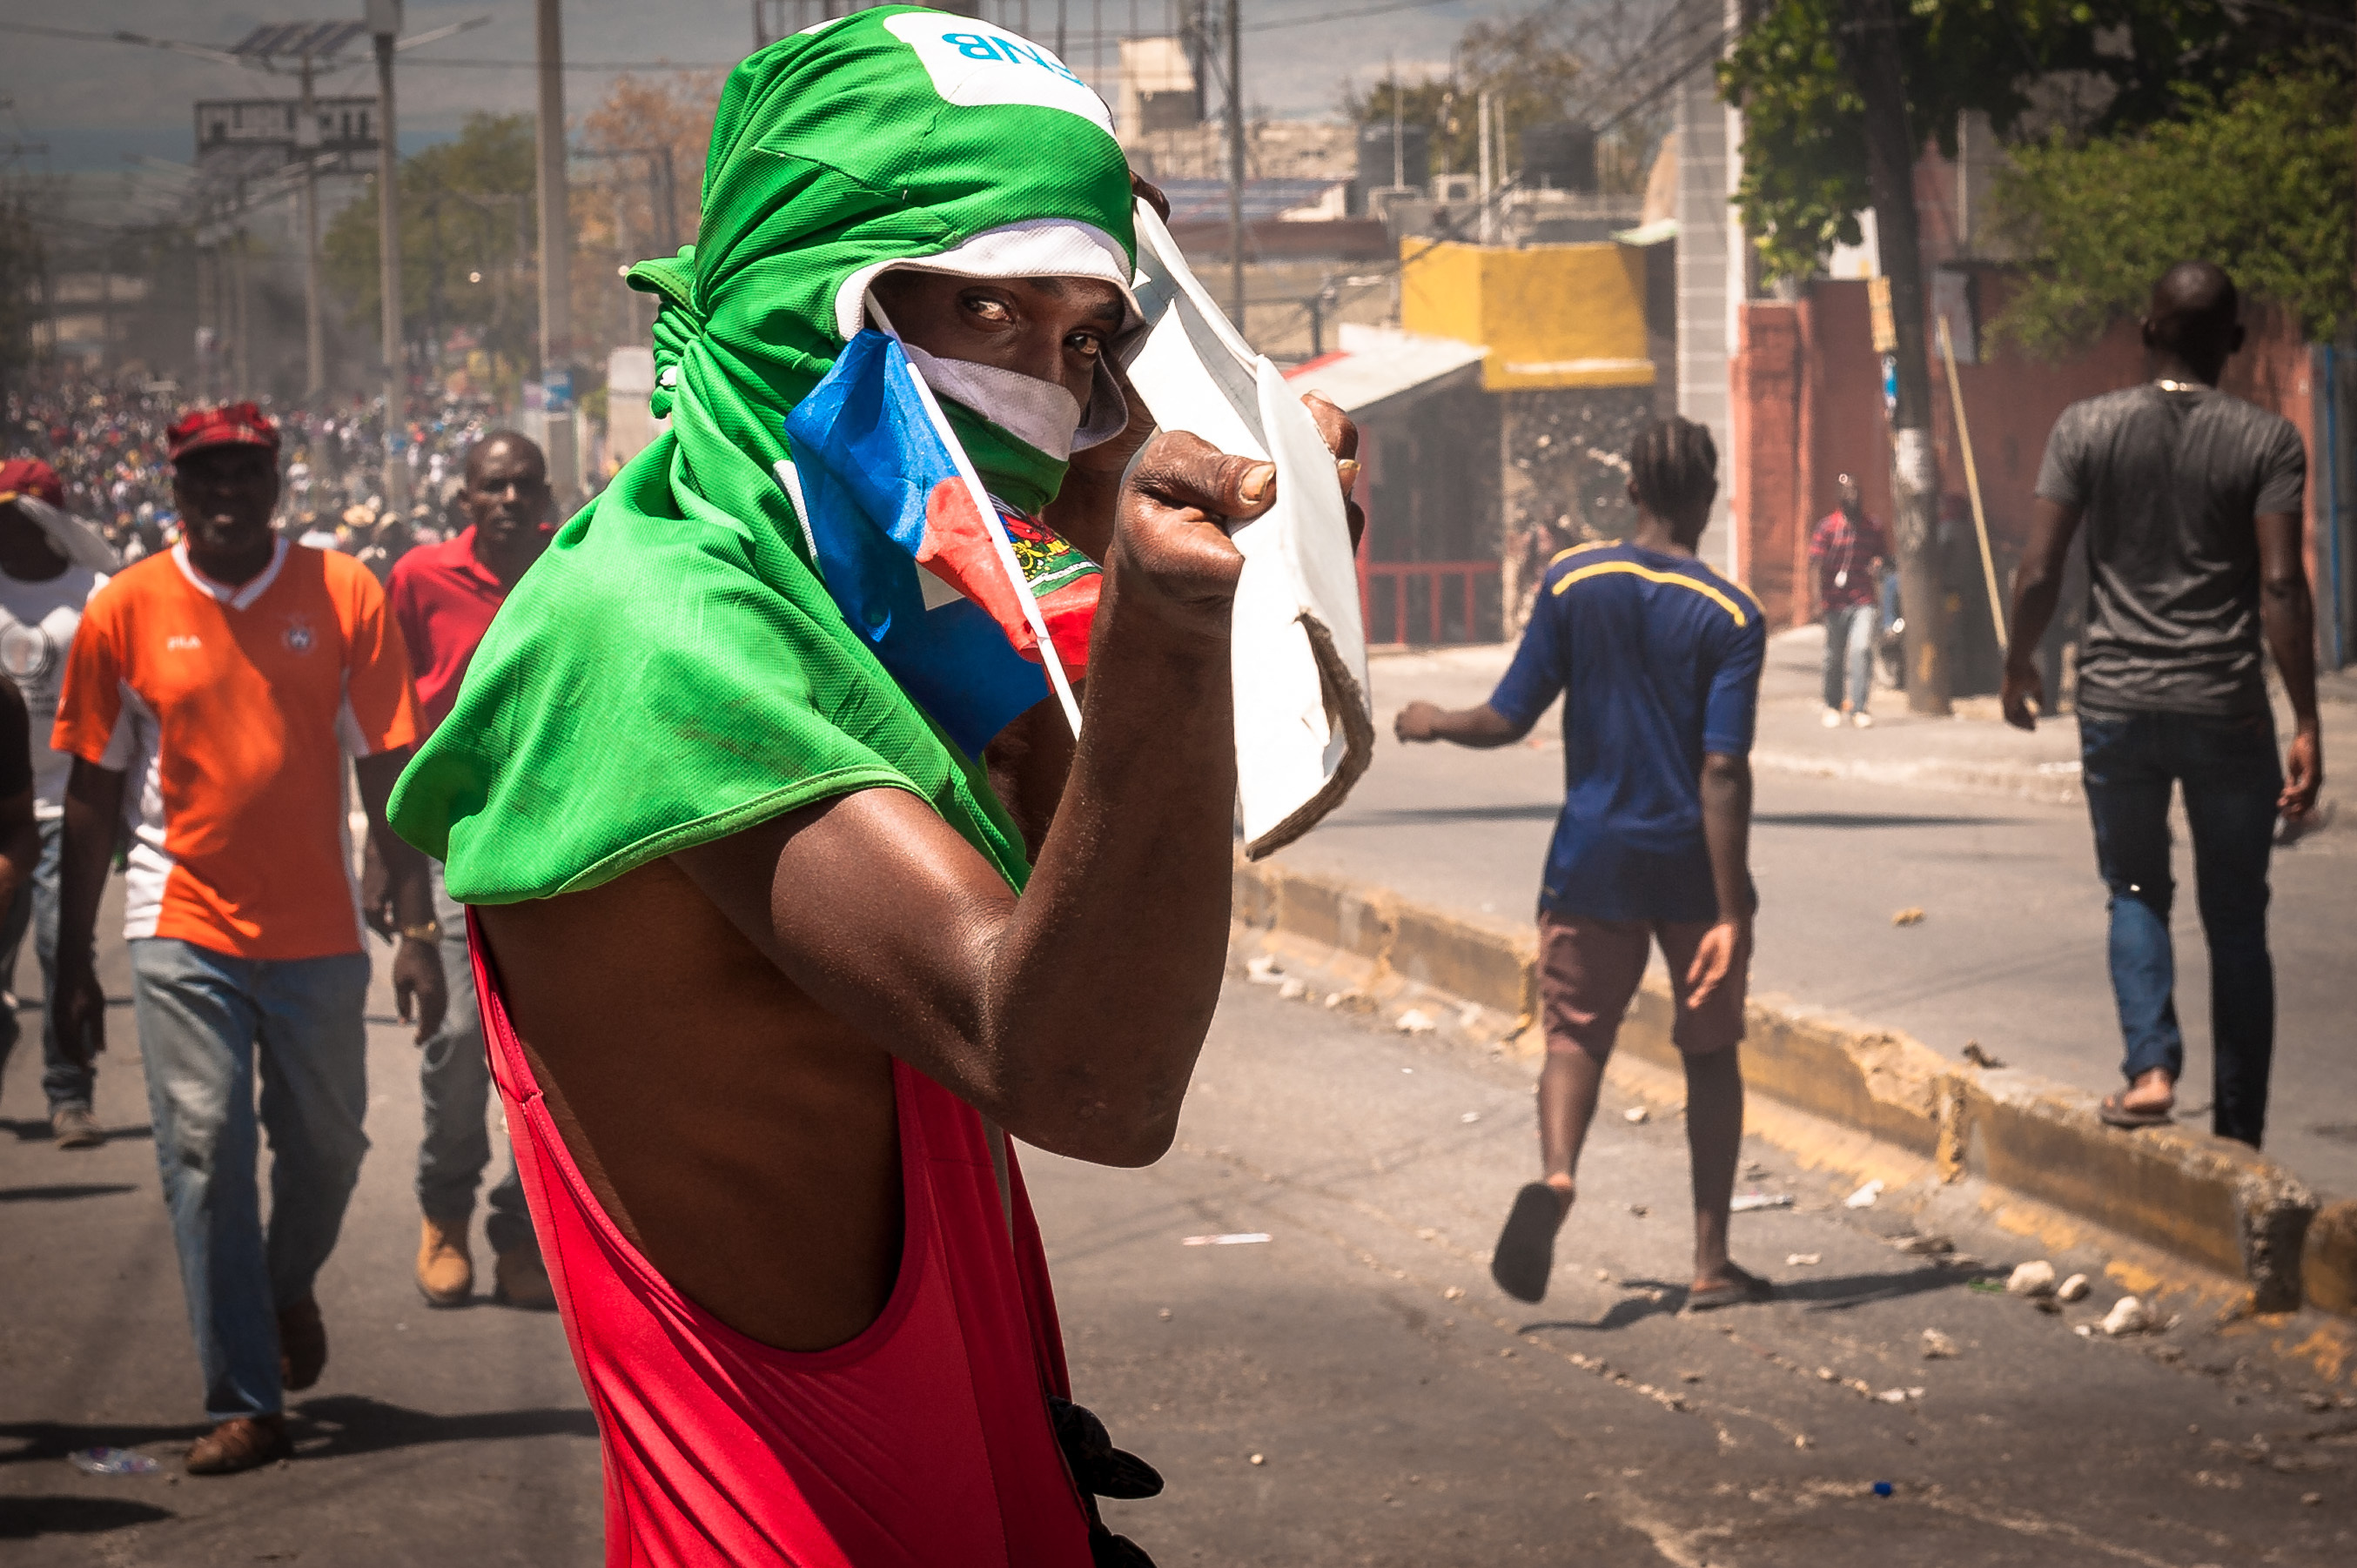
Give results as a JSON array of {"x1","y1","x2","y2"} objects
[
  {"x1": 1962, "y1": 1042, "x2": 2005, "y2": 1069},
  {"x1": 1896, "y1": 1234, "x2": 1954, "y2": 1256},
  {"x1": 1460, "y1": 1111, "x2": 1481, "y2": 1124},
  {"x1": 2102, "y1": 1296, "x2": 2154, "y2": 1337},
  {"x1": 1920, "y1": 1329, "x2": 1959, "y2": 1359},
  {"x1": 1443, "y1": 1286, "x2": 1467, "y2": 1301},
  {"x1": 68, "y1": 1448, "x2": 159, "y2": 1477},
  {"x1": 1786, "y1": 1252, "x2": 1823, "y2": 1266},
  {"x1": 1877, "y1": 1388, "x2": 1908, "y2": 1404},
  {"x1": 2057, "y1": 1272, "x2": 2091, "y2": 1303},
  {"x1": 1845, "y1": 1179, "x2": 1884, "y2": 1210},
  {"x1": 2006, "y1": 1260, "x2": 2058, "y2": 1297},
  {"x1": 1182, "y1": 1233, "x2": 1272, "y2": 1247},
  {"x1": 1396, "y1": 1008, "x2": 1437, "y2": 1035},
  {"x1": 1891, "y1": 908, "x2": 1926, "y2": 927},
  {"x1": 1249, "y1": 1452, "x2": 1266, "y2": 1465},
  {"x1": 1624, "y1": 1106, "x2": 1649, "y2": 1124},
  {"x1": 1628, "y1": 1203, "x2": 1650, "y2": 1217},
  {"x1": 1278, "y1": 978, "x2": 1307, "y2": 1002},
  {"x1": 1245, "y1": 954, "x2": 1284, "y2": 984},
  {"x1": 1871, "y1": 1480, "x2": 1895, "y2": 1497},
  {"x1": 1732, "y1": 1192, "x2": 1795, "y2": 1212},
  {"x1": 1967, "y1": 1278, "x2": 2006, "y2": 1294},
  {"x1": 2074, "y1": 1324, "x2": 2093, "y2": 1338}
]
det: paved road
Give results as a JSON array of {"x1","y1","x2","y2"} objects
[
  {"x1": 3, "y1": 941, "x2": 2350, "y2": 1564},
  {"x1": 1287, "y1": 638, "x2": 2357, "y2": 1197}
]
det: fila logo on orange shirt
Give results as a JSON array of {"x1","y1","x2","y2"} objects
[
  {"x1": 165, "y1": 633, "x2": 202, "y2": 652},
  {"x1": 282, "y1": 615, "x2": 316, "y2": 654}
]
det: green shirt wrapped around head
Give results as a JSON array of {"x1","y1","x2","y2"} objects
[{"x1": 387, "y1": 5, "x2": 1140, "y2": 901}]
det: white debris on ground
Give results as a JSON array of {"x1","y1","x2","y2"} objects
[
  {"x1": 1624, "y1": 1106, "x2": 1649, "y2": 1124},
  {"x1": 1844, "y1": 1179, "x2": 1884, "y2": 1209},
  {"x1": 1246, "y1": 954, "x2": 1283, "y2": 983},
  {"x1": 1277, "y1": 978, "x2": 1307, "y2": 1002},
  {"x1": 2057, "y1": 1272, "x2": 2091, "y2": 1303},
  {"x1": 1731, "y1": 1192, "x2": 1795, "y2": 1212},
  {"x1": 1921, "y1": 1328, "x2": 1960, "y2": 1359},
  {"x1": 1786, "y1": 1252, "x2": 1823, "y2": 1266},
  {"x1": 1396, "y1": 1008, "x2": 1437, "y2": 1035},
  {"x1": 2006, "y1": 1260, "x2": 2058, "y2": 1297},
  {"x1": 2102, "y1": 1296, "x2": 2156, "y2": 1337}
]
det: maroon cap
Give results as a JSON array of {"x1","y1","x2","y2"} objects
[
  {"x1": 0, "y1": 458, "x2": 64, "y2": 508},
  {"x1": 168, "y1": 402, "x2": 281, "y2": 463}
]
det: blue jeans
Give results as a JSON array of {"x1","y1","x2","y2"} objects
[
  {"x1": 1822, "y1": 604, "x2": 1875, "y2": 711},
  {"x1": 131, "y1": 938, "x2": 372, "y2": 1421},
  {"x1": 0, "y1": 818, "x2": 91, "y2": 1116},
  {"x1": 2079, "y1": 709, "x2": 2282, "y2": 1146},
  {"x1": 415, "y1": 861, "x2": 534, "y2": 1257}
]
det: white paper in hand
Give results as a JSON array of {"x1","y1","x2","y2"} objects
[{"x1": 1120, "y1": 201, "x2": 1373, "y2": 857}]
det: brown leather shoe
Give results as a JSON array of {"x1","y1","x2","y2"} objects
[
  {"x1": 493, "y1": 1246, "x2": 556, "y2": 1310},
  {"x1": 185, "y1": 1414, "x2": 291, "y2": 1476},
  {"x1": 416, "y1": 1214, "x2": 473, "y2": 1307},
  {"x1": 277, "y1": 1297, "x2": 326, "y2": 1391},
  {"x1": 51, "y1": 1107, "x2": 104, "y2": 1149}
]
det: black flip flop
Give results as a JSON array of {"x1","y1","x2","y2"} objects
[
  {"x1": 1491, "y1": 1183, "x2": 1562, "y2": 1303},
  {"x1": 2098, "y1": 1092, "x2": 2172, "y2": 1129},
  {"x1": 1682, "y1": 1265, "x2": 1774, "y2": 1314}
]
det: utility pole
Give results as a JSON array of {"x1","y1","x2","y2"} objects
[
  {"x1": 369, "y1": 0, "x2": 407, "y2": 507},
  {"x1": 299, "y1": 54, "x2": 326, "y2": 399},
  {"x1": 535, "y1": 0, "x2": 577, "y2": 506},
  {"x1": 1846, "y1": 0, "x2": 1948, "y2": 714},
  {"x1": 1225, "y1": 0, "x2": 1243, "y2": 334}
]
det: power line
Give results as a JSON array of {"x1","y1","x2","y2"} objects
[{"x1": 1245, "y1": 0, "x2": 1468, "y2": 32}]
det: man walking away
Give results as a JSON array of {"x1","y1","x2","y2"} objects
[
  {"x1": 0, "y1": 458, "x2": 115, "y2": 1147},
  {"x1": 50, "y1": 402, "x2": 447, "y2": 1476},
  {"x1": 1808, "y1": 472, "x2": 1889, "y2": 728},
  {"x1": 2004, "y1": 261, "x2": 2320, "y2": 1148},
  {"x1": 381, "y1": 432, "x2": 556, "y2": 1310},
  {"x1": 1395, "y1": 418, "x2": 1769, "y2": 1309}
]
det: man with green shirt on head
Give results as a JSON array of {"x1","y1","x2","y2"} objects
[{"x1": 387, "y1": 12, "x2": 1358, "y2": 1565}]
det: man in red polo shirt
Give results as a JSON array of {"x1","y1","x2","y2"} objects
[{"x1": 379, "y1": 431, "x2": 556, "y2": 1309}]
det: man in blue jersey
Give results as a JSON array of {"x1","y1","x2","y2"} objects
[{"x1": 1396, "y1": 418, "x2": 1768, "y2": 1308}]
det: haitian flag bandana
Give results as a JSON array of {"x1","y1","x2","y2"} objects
[
  {"x1": 388, "y1": 7, "x2": 1135, "y2": 901},
  {"x1": 785, "y1": 329, "x2": 1098, "y2": 756}
]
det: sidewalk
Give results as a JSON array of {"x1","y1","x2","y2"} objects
[{"x1": 1269, "y1": 629, "x2": 2357, "y2": 1198}]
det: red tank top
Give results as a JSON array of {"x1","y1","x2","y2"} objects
[{"x1": 471, "y1": 915, "x2": 1097, "y2": 1567}]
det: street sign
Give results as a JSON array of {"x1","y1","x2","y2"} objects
[
  {"x1": 1868, "y1": 275, "x2": 1897, "y2": 356},
  {"x1": 543, "y1": 368, "x2": 575, "y2": 414}
]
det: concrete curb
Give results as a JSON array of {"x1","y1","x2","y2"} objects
[
  {"x1": 1232, "y1": 857, "x2": 2350, "y2": 1322},
  {"x1": 1750, "y1": 747, "x2": 2085, "y2": 805}
]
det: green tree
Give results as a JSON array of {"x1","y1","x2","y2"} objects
[
  {"x1": 324, "y1": 113, "x2": 538, "y2": 376},
  {"x1": 1720, "y1": 0, "x2": 2351, "y2": 284},
  {"x1": 0, "y1": 188, "x2": 45, "y2": 404},
  {"x1": 1346, "y1": 12, "x2": 1589, "y2": 180},
  {"x1": 1994, "y1": 70, "x2": 2356, "y2": 351}
]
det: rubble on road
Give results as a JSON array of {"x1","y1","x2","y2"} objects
[{"x1": 2007, "y1": 1260, "x2": 2058, "y2": 1297}]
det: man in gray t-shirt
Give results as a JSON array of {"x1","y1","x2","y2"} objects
[{"x1": 2003, "y1": 262, "x2": 2321, "y2": 1149}]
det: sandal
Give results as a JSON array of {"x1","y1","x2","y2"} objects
[
  {"x1": 2098, "y1": 1092, "x2": 2172, "y2": 1129},
  {"x1": 1490, "y1": 1183, "x2": 1565, "y2": 1304},
  {"x1": 1682, "y1": 1265, "x2": 1774, "y2": 1314}
]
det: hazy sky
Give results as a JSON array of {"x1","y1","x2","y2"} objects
[{"x1": 4, "y1": 0, "x2": 1503, "y2": 171}]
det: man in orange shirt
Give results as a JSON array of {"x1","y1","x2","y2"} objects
[{"x1": 50, "y1": 403, "x2": 446, "y2": 1476}]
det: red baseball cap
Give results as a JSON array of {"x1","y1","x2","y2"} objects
[
  {"x1": 0, "y1": 458, "x2": 64, "y2": 509},
  {"x1": 168, "y1": 402, "x2": 281, "y2": 463}
]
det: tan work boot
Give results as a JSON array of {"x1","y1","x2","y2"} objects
[
  {"x1": 493, "y1": 1246, "x2": 556, "y2": 1310},
  {"x1": 51, "y1": 1107, "x2": 104, "y2": 1149},
  {"x1": 416, "y1": 1215, "x2": 473, "y2": 1307}
]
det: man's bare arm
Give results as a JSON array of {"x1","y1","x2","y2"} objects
[
  {"x1": 1393, "y1": 701, "x2": 1530, "y2": 747},
  {"x1": 1685, "y1": 752, "x2": 1753, "y2": 1008},
  {"x1": 2256, "y1": 510, "x2": 2322, "y2": 820},
  {"x1": 2002, "y1": 497, "x2": 2083, "y2": 730},
  {"x1": 52, "y1": 758, "x2": 124, "y2": 1065},
  {"x1": 353, "y1": 747, "x2": 447, "y2": 1041},
  {"x1": 671, "y1": 432, "x2": 1271, "y2": 1168}
]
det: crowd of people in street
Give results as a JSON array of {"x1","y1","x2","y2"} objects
[
  {"x1": 0, "y1": 251, "x2": 2327, "y2": 1568},
  {"x1": 0, "y1": 391, "x2": 559, "y2": 1475}
]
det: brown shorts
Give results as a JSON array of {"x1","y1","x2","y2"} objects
[{"x1": 1537, "y1": 909, "x2": 1748, "y2": 1060}]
